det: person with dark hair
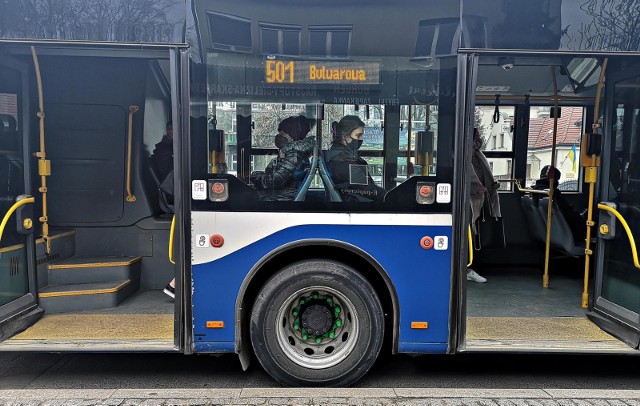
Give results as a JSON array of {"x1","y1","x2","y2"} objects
[
  {"x1": 150, "y1": 121, "x2": 177, "y2": 299},
  {"x1": 533, "y1": 165, "x2": 586, "y2": 242},
  {"x1": 250, "y1": 115, "x2": 316, "y2": 200},
  {"x1": 325, "y1": 115, "x2": 384, "y2": 202},
  {"x1": 151, "y1": 121, "x2": 174, "y2": 182}
]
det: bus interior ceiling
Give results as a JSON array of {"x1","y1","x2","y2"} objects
[
  {"x1": 464, "y1": 54, "x2": 630, "y2": 351},
  {"x1": 1, "y1": 44, "x2": 175, "y2": 348}
]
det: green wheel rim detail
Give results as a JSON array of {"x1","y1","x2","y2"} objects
[{"x1": 275, "y1": 286, "x2": 359, "y2": 370}]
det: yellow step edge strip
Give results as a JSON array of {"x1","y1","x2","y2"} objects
[
  {"x1": 39, "y1": 280, "x2": 130, "y2": 298},
  {"x1": 0, "y1": 231, "x2": 75, "y2": 254},
  {"x1": 36, "y1": 230, "x2": 76, "y2": 244},
  {"x1": 49, "y1": 256, "x2": 141, "y2": 270},
  {"x1": 0, "y1": 243, "x2": 25, "y2": 254}
]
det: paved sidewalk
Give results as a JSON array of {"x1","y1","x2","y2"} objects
[{"x1": 1, "y1": 389, "x2": 640, "y2": 406}]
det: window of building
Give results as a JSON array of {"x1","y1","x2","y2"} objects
[
  {"x1": 259, "y1": 22, "x2": 301, "y2": 56},
  {"x1": 207, "y1": 12, "x2": 252, "y2": 53},
  {"x1": 415, "y1": 18, "x2": 460, "y2": 57},
  {"x1": 309, "y1": 25, "x2": 352, "y2": 58}
]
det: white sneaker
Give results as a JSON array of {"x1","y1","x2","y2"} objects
[{"x1": 467, "y1": 269, "x2": 487, "y2": 283}]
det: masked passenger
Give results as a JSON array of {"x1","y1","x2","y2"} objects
[
  {"x1": 325, "y1": 115, "x2": 384, "y2": 202},
  {"x1": 250, "y1": 115, "x2": 316, "y2": 201}
]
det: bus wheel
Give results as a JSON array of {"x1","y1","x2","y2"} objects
[{"x1": 250, "y1": 259, "x2": 384, "y2": 387}]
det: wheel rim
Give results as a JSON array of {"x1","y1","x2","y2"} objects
[{"x1": 275, "y1": 285, "x2": 360, "y2": 369}]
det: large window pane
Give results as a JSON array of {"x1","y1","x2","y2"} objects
[
  {"x1": 527, "y1": 106, "x2": 583, "y2": 190},
  {"x1": 474, "y1": 106, "x2": 514, "y2": 152}
]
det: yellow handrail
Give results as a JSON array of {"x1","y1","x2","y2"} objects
[
  {"x1": 169, "y1": 214, "x2": 176, "y2": 264},
  {"x1": 467, "y1": 225, "x2": 473, "y2": 268},
  {"x1": 542, "y1": 65, "x2": 561, "y2": 289},
  {"x1": 125, "y1": 105, "x2": 139, "y2": 203},
  {"x1": 581, "y1": 58, "x2": 608, "y2": 309},
  {"x1": 31, "y1": 46, "x2": 51, "y2": 254},
  {"x1": 0, "y1": 197, "x2": 35, "y2": 242},
  {"x1": 510, "y1": 179, "x2": 550, "y2": 195},
  {"x1": 598, "y1": 203, "x2": 640, "y2": 269}
]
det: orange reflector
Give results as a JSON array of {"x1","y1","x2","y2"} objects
[
  {"x1": 206, "y1": 321, "x2": 224, "y2": 329},
  {"x1": 411, "y1": 321, "x2": 428, "y2": 329}
]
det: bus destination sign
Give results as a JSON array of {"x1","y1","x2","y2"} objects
[{"x1": 265, "y1": 60, "x2": 380, "y2": 85}]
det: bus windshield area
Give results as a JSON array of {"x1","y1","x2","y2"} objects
[{"x1": 192, "y1": 53, "x2": 456, "y2": 212}]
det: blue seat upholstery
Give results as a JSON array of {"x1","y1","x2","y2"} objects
[
  {"x1": 318, "y1": 154, "x2": 342, "y2": 202},
  {"x1": 537, "y1": 196, "x2": 585, "y2": 257},
  {"x1": 293, "y1": 146, "x2": 342, "y2": 202},
  {"x1": 521, "y1": 194, "x2": 585, "y2": 257},
  {"x1": 294, "y1": 143, "x2": 319, "y2": 201},
  {"x1": 521, "y1": 195, "x2": 547, "y2": 245}
]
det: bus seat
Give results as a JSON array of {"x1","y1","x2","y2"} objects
[
  {"x1": 294, "y1": 143, "x2": 319, "y2": 201},
  {"x1": 520, "y1": 194, "x2": 547, "y2": 245},
  {"x1": 537, "y1": 196, "x2": 585, "y2": 257},
  {"x1": 318, "y1": 154, "x2": 342, "y2": 202},
  {"x1": 149, "y1": 158, "x2": 174, "y2": 213}
]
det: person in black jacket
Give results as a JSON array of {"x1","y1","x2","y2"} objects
[
  {"x1": 250, "y1": 115, "x2": 316, "y2": 201},
  {"x1": 533, "y1": 165, "x2": 586, "y2": 243},
  {"x1": 151, "y1": 121, "x2": 173, "y2": 182},
  {"x1": 325, "y1": 115, "x2": 384, "y2": 202}
]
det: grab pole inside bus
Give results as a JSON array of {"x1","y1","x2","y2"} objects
[
  {"x1": 30, "y1": 46, "x2": 51, "y2": 254},
  {"x1": 581, "y1": 58, "x2": 608, "y2": 309},
  {"x1": 542, "y1": 65, "x2": 561, "y2": 288}
]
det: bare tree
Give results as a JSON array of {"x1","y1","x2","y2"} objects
[
  {"x1": 563, "y1": 0, "x2": 640, "y2": 51},
  {"x1": 0, "y1": 0, "x2": 179, "y2": 42}
]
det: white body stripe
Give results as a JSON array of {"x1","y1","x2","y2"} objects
[{"x1": 191, "y1": 212, "x2": 453, "y2": 265}]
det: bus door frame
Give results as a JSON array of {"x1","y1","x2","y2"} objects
[
  {"x1": 452, "y1": 52, "x2": 478, "y2": 352},
  {"x1": 0, "y1": 50, "x2": 38, "y2": 328},
  {"x1": 590, "y1": 56, "x2": 640, "y2": 349},
  {"x1": 173, "y1": 46, "x2": 194, "y2": 353}
]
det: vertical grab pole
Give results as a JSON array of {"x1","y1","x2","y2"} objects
[
  {"x1": 125, "y1": 105, "x2": 139, "y2": 202},
  {"x1": 582, "y1": 58, "x2": 608, "y2": 309},
  {"x1": 30, "y1": 46, "x2": 51, "y2": 254},
  {"x1": 406, "y1": 105, "x2": 413, "y2": 176},
  {"x1": 543, "y1": 66, "x2": 560, "y2": 288}
]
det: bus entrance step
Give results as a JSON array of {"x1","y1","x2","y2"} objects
[
  {"x1": 38, "y1": 279, "x2": 139, "y2": 314},
  {"x1": 47, "y1": 256, "x2": 141, "y2": 285}
]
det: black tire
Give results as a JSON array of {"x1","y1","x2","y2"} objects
[{"x1": 250, "y1": 259, "x2": 384, "y2": 387}]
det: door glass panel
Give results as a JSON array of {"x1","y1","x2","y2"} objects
[
  {"x1": 602, "y1": 76, "x2": 640, "y2": 315},
  {"x1": 475, "y1": 105, "x2": 515, "y2": 191},
  {"x1": 0, "y1": 67, "x2": 28, "y2": 307},
  {"x1": 526, "y1": 106, "x2": 584, "y2": 191}
]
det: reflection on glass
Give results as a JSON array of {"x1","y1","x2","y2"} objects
[
  {"x1": 0, "y1": 81, "x2": 28, "y2": 306},
  {"x1": 601, "y1": 75, "x2": 640, "y2": 314}
]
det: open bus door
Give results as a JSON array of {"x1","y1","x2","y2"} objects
[
  {"x1": 590, "y1": 61, "x2": 640, "y2": 349},
  {"x1": 0, "y1": 54, "x2": 39, "y2": 334}
]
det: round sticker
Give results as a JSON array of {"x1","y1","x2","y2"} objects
[
  {"x1": 210, "y1": 234, "x2": 224, "y2": 247},
  {"x1": 420, "y1": 236, "x2": 434, "y2": 250},
  {"x1": 212, "y1": 182, "x2": 225, "y2": 194}
]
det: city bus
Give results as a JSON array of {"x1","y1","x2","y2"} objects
[{"x1": 0, "y1": 0, "x2": 639, "y2": 387}]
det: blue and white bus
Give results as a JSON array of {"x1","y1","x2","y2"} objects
[{"x1": 0, "y1": 0, "x2": 639, "y2": 386}]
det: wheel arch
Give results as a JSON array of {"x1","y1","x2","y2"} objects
[{"x1": 234, "y1": 238, "x2": 399, "y2": 369}]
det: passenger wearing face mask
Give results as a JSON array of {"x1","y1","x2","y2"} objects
[{"x1": 325, "y1": 115, "x2": 384, "y2": 202}]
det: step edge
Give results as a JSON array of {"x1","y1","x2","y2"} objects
[
  {"x1": 39, "y1": 280, "x2": 131, "y2": 298},
  {"x1": 35, "y1": 230, "x2": 76, "y2": 245},
  {"x1": 49, "y1": 257, "x2": 141, "y2": 270}
]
